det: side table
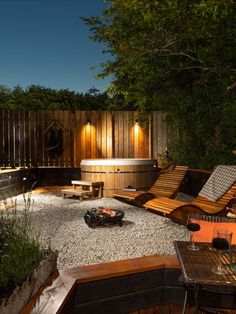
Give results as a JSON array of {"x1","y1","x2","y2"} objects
[{"x1": 174, "y1": 241, "x2": 236, "y2": 314}]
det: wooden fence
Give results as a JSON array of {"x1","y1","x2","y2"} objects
[{"x1": 0, "y1": 110, "x2": 171, "y2": 168}]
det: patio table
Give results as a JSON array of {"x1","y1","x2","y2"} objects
[{"x1": 174, "y1": 241, "x2": 236, "y2": 314}]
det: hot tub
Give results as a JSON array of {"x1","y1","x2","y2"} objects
[{"x1": 80, "y1": 158, "x2": 158, "y2": 196}]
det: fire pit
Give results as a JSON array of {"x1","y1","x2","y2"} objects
[{"x1": 84, "y1": 207, "x2": 125, "y2": 228}]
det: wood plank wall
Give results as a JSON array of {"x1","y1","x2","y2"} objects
[{"x1": 0, "y1": 110, "x2": 171, "y2": 168}]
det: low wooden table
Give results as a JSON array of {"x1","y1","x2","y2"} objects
[{"x1": 61, "y1": 180, "x2": 104, "y2": 200}]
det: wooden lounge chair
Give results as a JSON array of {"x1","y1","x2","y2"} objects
[
  {"x1": 113, "y1": 165, "x2": 189, "y2": 207},
  {"x1": 143, "y1": 181, "x2": 236, "y2": 225}
]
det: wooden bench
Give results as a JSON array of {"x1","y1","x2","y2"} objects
[{"x1": 61, "y1": 180, "x2": 104, "y2": 200}]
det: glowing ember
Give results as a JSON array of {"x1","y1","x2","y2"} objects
[{"x1": 99, "y1": 207, "x2": 116, "y2": 217}]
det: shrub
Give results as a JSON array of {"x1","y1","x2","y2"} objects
[{"x1": 0, "y1": 194, "x2": 43, "y2": 298}]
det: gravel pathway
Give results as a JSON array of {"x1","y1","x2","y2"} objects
[{"x1": 11, "y1": 189, "x2": 190, "y2": 270}]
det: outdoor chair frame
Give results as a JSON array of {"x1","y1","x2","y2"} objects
[
  {"x1": 113, "y1": 165, "x2": 189, "y2": 207},
  {"x1": 143, "y1": 181, "x2": 236, "y2": 224}
]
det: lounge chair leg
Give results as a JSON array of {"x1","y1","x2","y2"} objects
[{"x1": 182, "y1": 290, "x2": 188, "y2": 314}]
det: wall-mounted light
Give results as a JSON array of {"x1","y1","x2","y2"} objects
[
  {"x1": 86, "y1": 120, "x2": 91, "y2": 125},
  {"x1": 135, "y1": 119, "x2": 139, "y2": 125}
]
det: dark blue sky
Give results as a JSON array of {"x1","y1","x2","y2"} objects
[{"x1": 0, "y1": 0, "x2": 112, "y2": 93}]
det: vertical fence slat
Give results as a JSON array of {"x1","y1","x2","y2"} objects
[
  {"x1": 74, "y1": 111, "x2": 81, "y2": 167},
  {"x1": 96, "y1": 111, "x2": 102, "y2": 159},
  {"x1": 18, "y1": 111, "x2": 24, "y2": 167},
  {"x1": 3, "y1": 110, "x2": 8, "y2": 167},
  {"x1": 106, "y1": 111, "x2": 113, "y2": 158},
  {"x1": 36, "y1": 110, "x2": 42, "y2": 167},
  {"x1": 91, "y1": 111, "x2": 97, "y2": 159},
  {"x1": 29, "y1": 110, "x2": 34, "y2": 166},
  {"x1": 134, "y1": 112, "x2": 139, "y2": 158},
  {"x1": 101, "y1": 111, "x2": 107, "y2": 158},
  {"x1": 68, "y1": 110, "x2": 74, "y2": 167},
  {"x1": 157, "y1": 111, "x2": 164, "y2": 159},
  {"x1": 8, "y1": 110, "x2": 14, "y2": 167},
  {"x1": 53, "y1": 110, "x2": 59, "y2": 167},
  {"x1": 152, "y1": 112, "x2": 158, "y2": 160},
  {"x1": 38, "y1": 110, "x2": 44, "y2": 166},
  {"x1": 30, "y1": 110, "x2": 37, "y2": 166},
  {"x1": 119, "y1": 111, "x2": 124, "y2": 158},
  {"x1": 80, "y1": 111, "x2": 86, "y2": 161},
  {"x1": 129, "y1": 112, "x2": 134, "y2": 158},
  {"x1": 42, "y1": 110, "x2": 49, "y2": 166},
  {"x1": 162, "y1": 112, "x2": 168, "y2": 154},
  {"x1": 14, "y1": 110, "x2": 20, "y2": 167},
  {"x1": 139, "y1": 118, "x2": 145, "y2": 158},
  {"x1": 70, "y1": 111, "x2": 75, "y2": 167},
  {"x1": 25, "y1": 110, "x2": 30, "y2": 166},
  {"x1": 148, "y1": 115, "x2": 152, "y2": 158},
  {"x1": 114, "y1": 111, "x2": 119, "y2": 158},
  {"x1": 123, "y1": 111, "x2": 128, "y2": 158},
  {"x1": 44, "y1": 110, "x2": 51, "y2": 167},
  {"x1": 143, "y1": 116, "x2": 150, "y2": 158},
  {"x1": 85, "y1": 110, "x2": 92, "y2": 159},
  {"x1": 63, "y1": 110, "x2": 69, "y2": 167}
]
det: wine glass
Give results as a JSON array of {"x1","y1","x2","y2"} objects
[
  {"x1": 212, "y1": 229, "x2": 232, "y2": 275},
  {"x1": 186, "y1": 217, "x2": 201, "y2": 251}
]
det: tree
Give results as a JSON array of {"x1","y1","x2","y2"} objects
[
  {"x1": 82, "y1": 0, "x2": 236, "y2": 168},
  {"x1": 0, "y1": 84, "x2": 119, "y2": 110},
  {"x1": 0, "y1": 85, "x2": 12, "y2": 108}
]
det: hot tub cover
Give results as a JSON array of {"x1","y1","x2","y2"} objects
[{"x1": 80, "y1": 158, "x2": 157, "y2": 166}]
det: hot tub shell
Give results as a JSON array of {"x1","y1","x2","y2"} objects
[{"x1": 80, "y1": 158, "x2": 158, "y2": 196}]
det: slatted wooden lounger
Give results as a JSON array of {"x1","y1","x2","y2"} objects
[
  {"x1": 113, "y1": 165, "x2": 189, "y2": 207},
  {"x1": 143, "y1": 181, "x2": 236, "y2": 224}
]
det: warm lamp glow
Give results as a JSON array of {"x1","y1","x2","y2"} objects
[
  {"x1": 134, "y1": 124, "x2": 139, "y2": 136},
  {"x1": 132, "y1": 121, "x2": 143, "y2": 157},
  {"x1": 135, "y1": 119, "x2": 139, "y2": 125},
  {"x1": 86, "y1": 120, "x2": 91, "y2": 125}
]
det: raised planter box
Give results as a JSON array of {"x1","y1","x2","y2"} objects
[{"x1": 0, "y1": 250, "x2": 57, "y2": 314}]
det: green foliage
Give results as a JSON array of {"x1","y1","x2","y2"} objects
[
  {"x1": 0, "y1": 195, "x2": 43, "y2": 298},
  {"x1": 165, "y1": 79, "x2": 236, "y2": 169},
  {"x1": 82, "y1": 0, "x2": 236, "y2": 169},
  {"x1": 0, "y1": 84, "x2": 125, "y2": 110}
]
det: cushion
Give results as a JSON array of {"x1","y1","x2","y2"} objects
[
  {"x1": 191, "y1": 219, "x2": 236, "y2": 245},
  {"x1": 198, "y1": 165, "x2": 236, "y2": 202}
]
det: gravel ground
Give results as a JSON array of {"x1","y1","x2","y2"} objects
[{"x1": 7, "y1": 189, "x2": 191, "y2": 270}]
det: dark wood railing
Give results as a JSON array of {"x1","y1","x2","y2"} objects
[{"x1": 22, "y1": 255, "x2": 183, "y2": 314}]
